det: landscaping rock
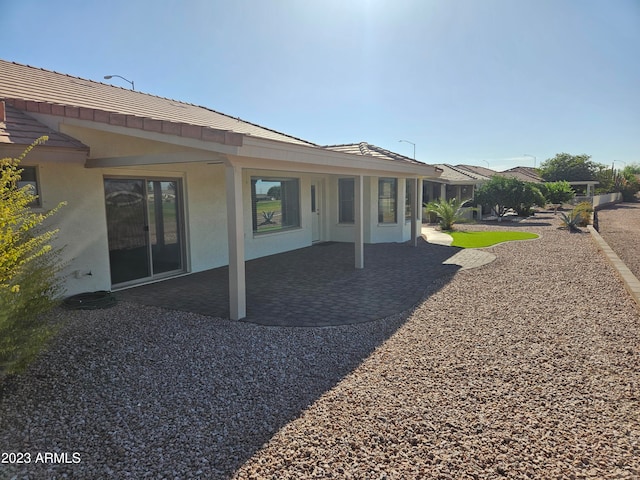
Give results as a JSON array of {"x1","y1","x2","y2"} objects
[{"x1": 0, "y1": 213, "x2": 638, "y2": 479}]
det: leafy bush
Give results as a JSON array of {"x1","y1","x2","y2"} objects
[
  {"x1": 572, "y1": 202, "x2": 593, "y2": 227},
  {"x1": 538, "y1": 181, "x2": 575, "y2": 209},
  {"x1": 0, "y1": 137, "x2": 65, "y2": 374},
  {"x1": 595, "y1": 166, "x2": 640, "y2": 199},
  {"x1": 539, "y1": 153, "x2": 598, "y2": 182},
  {"x1": 474, "y1": 176, "x2": 546, "y2": 219}
]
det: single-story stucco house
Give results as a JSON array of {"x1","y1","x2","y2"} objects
[
  {"x1": 425, "y1": 164, "x2": 490, "y2": 204},
  {"x1": 0, "y1": 59, "x2": 442, "y2": 319}
]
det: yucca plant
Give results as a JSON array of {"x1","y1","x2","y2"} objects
[
  {"x1": 260, "y1": 211, "x2": 276, "y2": 225},
  {"x1": 424, "y1": 198, "x2": 468, "y2": 231},
  {"x1": 559, "y1": 211, "x2": 584, "y2": 232}
]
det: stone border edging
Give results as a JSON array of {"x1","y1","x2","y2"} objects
[{"x1": 587, "y1": 225, "x2": 640, "y2": 309}]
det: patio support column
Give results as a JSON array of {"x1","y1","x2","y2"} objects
[
  {"x1": 225, "y1": 164, "x2": 246, "y2": 320},
  {"x1": 354, "y1": 174, "x2": 364, "y2": 269},
  {"x1": 411, "y1": 178, "x2": 419, "y2": 247},
  {"x1": 440, "y1": 183, "x2": 447, "y2": 201}
]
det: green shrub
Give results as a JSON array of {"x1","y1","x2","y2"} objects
[
  {"x1": 0, "y1": 137, "x2": 65, "y2": 375},
  {"x1": 572, "y1": 202, "x2": 593, "y2": 227},
  {"x1": 538, "y1": 181, "x2": 575, "y2": 210}
]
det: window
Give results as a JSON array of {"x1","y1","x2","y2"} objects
[
  {"x1": 338, "y1": 178, "x2": 355, "y2": 223},
  {"x1": 18, "y1": 166, "x2": 40, "y2": 207},
  {"x1": 251, "y1": 177, "x2": 300, "y2": 233},
  {"x1": 405, "y1": 180, "x2": 412, "y2": 221},
  {"x1": 378, "y1": 178, "x2": 397, "y2": 224}
]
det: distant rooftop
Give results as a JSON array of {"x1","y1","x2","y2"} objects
[
  {"x1": 433, "y1": 164, "x2": 491, "y2": 183},
  {"x1": 500, "y1": 166, "x2": 542, "y2": 183},
  {"x1": 454, "y1": 164, "x2": 499, "y2": 179}
]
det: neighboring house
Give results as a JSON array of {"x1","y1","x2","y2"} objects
[
  {"x1": 0, "y1": 59, "x2": 441, "y2": 319},
  {"x1": 455, "y1": 164, "x2": 499, "y2": 179},
  {"x1": 500, "y1": 166, "x2": 542, "y2": 183},
  {"x1": 424, "y1": 164, "x2": 491, "y2": 204}
]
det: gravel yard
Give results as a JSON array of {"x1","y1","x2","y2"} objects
[
  {"x1": 597, "y1": 202, "x2": 640, "y2": 281},
  {"x1": 1, "y1": 213, "x2": 639, "y2": 479}
]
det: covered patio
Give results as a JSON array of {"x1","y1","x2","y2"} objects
[{"x1": 116, "y1": 239, "x2": 461, "y2": 326}]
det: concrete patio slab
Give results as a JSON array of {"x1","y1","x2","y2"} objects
[
  {"x1": 116, "y1": 239, "x2": 464, "y2": 327},
  {"x1": 442, "y1": 248, "x2": 497, "y2": 270}
]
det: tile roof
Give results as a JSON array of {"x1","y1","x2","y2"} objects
[
  {"x1": 433, "y1": 164, "x2": 491, "y2": 183},
  {"x1": 500, "y1": 166, "x2": 543, "y2": 183},
  {"x1": 324, "y1": 142, "x2": 442, "y2": 171},
  {"x1": 0, "y1": 59, "x2": 315, "y2": 147},
  {"x1": 0, "y1": 103, "x2": 88, "y2": 150},
  {"x1": 454, "y1": 164, "x2": 499, "y2": 178}
]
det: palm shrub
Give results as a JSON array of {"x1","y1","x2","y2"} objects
[
  {"x1": 1, "y1": 137, "x2": 66, "y2": 374},
  {"x1": 424, "y1": 198, "x2": 467, "y2": 231}
]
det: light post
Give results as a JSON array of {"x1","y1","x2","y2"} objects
[
  {"x1": 398, "y1": 140, "x2": 416, "y2": 160},
  {"x1": 612, "y1": 160, "x2": 626, "y2": 183},
  {"x1": 523, "y1": 154, "x2": 536, "y2": 168},
  {"x1": 104, "y1": 74, "x2": 135, "y2": 90},
  {"x1": 612, "y1": 160, "x2": 626, "y2": 171}
]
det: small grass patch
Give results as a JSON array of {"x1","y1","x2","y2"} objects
[{"x1": 448, "y1": 230, "x2": 538, "y2": 248}]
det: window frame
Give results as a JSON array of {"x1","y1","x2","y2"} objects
[
  {"x1": 405, "y1": 179, "x2": 412, "y2": 222},
  {"x1": 17, "y1": 165, "x2": 41, "y2": 208},
  {"x1": 338, "y1": 177, "x2": 355, "y2": 224},
  {"x1": 250, "y1": 176, "x2": 301, "y2": 235},
  {"x1": 378, "y1": 177, "x2": 398, "y2": 224}
]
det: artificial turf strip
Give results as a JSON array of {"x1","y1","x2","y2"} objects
[{"x1": 448, "y1": 231, "x2": 539, "y2": 248}]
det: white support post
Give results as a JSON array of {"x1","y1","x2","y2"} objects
[
  {"x1": 440, "y1": 183, "x2": 447, "y2": 201},
  {"x1": 411, "y1": 178, "x2": 419, "y2": 247},
  {"x1": 354, "y1": 175, "x2": 364, "y2": 269},
  {"x1": 417, "y1": 178, "x2": 423, "y2": 224},
  {"x1": 225, "y1": 164, "x2": 246, "y2": 320}
]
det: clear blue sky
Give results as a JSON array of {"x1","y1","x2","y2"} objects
[{"x1": 1, "y1": 0, "x2": 638, "y2": 171}]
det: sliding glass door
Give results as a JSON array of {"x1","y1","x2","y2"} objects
[{"x1": 105, "y1": 178, "x2": 184, "y2": 286}]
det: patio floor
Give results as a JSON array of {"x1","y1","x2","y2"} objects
[{"x1": 116, "y1": 239, "x2": 462, "y2": 327}]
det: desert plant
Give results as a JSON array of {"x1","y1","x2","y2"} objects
[
  {"x1": 260, "y1": 211, "x2": 276, "y2": 225},
  {"x1": 572, "y1": 202, "x2": 593, "y2": 227},
  {"x1": 1, "y1": 137, "x2": 65, "y2": 374},
  {"x1": 558, "y1": 211, "x2": 584, "y2": 232},
  {"x1": 424, "y1": 198, "x2": 468, "y2": 231}
]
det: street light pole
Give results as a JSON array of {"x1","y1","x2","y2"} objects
[
  {"x1": 398, "y1": 140, "x2": 416, "y2": 160},
  {"x1": 523, "y1": 154, "x2": 536, "y2": 168},
  {"x1": 612, "y1": 160, "x2": 626, "y2": 171},
  {"x1": 104, "y1": 74, "x2": 135, "y2": 90}
]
